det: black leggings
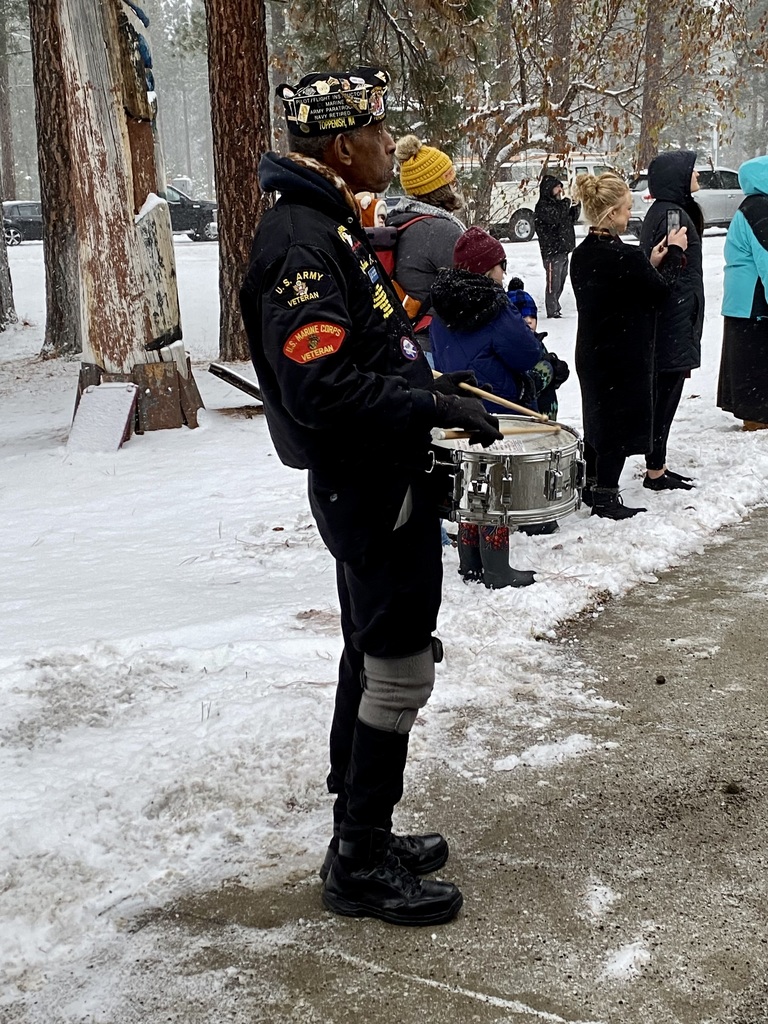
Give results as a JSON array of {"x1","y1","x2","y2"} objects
[
  {"x1": 646, "y1": 371, "x2": 687, "y2": 471},
  {"x1": 584, "y1": 442, "x2": 626, "y2": 489}
]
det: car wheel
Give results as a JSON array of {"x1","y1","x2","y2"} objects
[
  {"x1": 509, "y1": 210, "x2": 535, "y2": 242},
  {"x1": 202, "y1": 220, "x2": 218, "y2": 241},
  {"x1": 626, "y1": 223, "x2": 642, "y2": 239},
  {"x1": 4, "y1": 227, "x2": 21, "y2": 246}
]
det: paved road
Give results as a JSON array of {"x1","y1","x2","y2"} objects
[{"x1": 133, "y1": 510, "x2": 768, "y2": 1024}]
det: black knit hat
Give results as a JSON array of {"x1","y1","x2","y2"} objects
[{"x1": 277, "y1": 67, "x2": 389, "y2": 137}]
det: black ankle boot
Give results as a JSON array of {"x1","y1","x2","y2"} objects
[
  {"x1": 322, "y1": 827, "x2": 463, "y2": 926},
  {"x1": 591, "y1": 487, "x2": 646, "y2": 520},
  {"x1": 581, "y1": 477, "x2": 597, "y2": 508},
  {"x1": 479, "y1": 526, "x2": 535, "y2": 588},
  {"x1": 643, "y1": 471, "x2": 694, "y2": 491},
  {"x1": 319, "y1": 830, "x2": 449, "y2": 882}
]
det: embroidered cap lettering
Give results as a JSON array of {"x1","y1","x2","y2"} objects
[{"x1": 283, "y1": 321, "x2": 347, "y2": 364}]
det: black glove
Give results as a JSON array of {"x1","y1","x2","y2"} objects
[
  {"x1": 430, "y1": 369, "x2": 479, "y2": 397},
  {"x1": 433, "y1": 393, "x2": 502, "y2": 448},
  {"x1": 547, "y1": 351, "x2": 570, "y2": 387}
]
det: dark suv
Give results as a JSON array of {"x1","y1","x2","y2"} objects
[
  {"x1": 162, "y1": 185, "x2": 218, "y2": 242},
  {"x1": 3, "y1": 200, "x2": 43, "y2": 245}
]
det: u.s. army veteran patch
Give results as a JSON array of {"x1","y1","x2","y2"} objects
[
  {"x1": 283, "y1": 321, "x2": 346, "y2": 364},
  {"x1": 273, "y1": 270, "x2": 332, "y2": 310}
]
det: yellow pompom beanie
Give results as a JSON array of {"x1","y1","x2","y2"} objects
[{"x1": 395, "y1": 134, "x2": 456, "y2": 196}]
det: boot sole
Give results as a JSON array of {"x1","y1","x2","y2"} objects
[{"x1": 321, "y1": 888, "x2": 463, "y2": 926}]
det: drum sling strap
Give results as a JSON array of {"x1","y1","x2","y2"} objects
[{"x1": 737, "y1": 195, "x2": 768, "y2": 318}]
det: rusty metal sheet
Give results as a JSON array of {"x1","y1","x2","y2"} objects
[
  {"x1": 132, "y1": 362, "x2": 183, "y2": 432},
  {"x1": 178, "y1": 357, "x2": 204, "y2": 429}
]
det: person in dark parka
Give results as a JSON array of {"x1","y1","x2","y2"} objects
[
  {"x1": 718, "y1": 154, "x2": 768, "y2": 430},
  {"x1": 639, "y1": 150, "x2": 704, "y2": 490},
  {"x1": 534, "y1": 174, "x2": 580, "y2": 318},
  {"x1": 570, "y1": 173, "x2": 688, "y2": 519}
]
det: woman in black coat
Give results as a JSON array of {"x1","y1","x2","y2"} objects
[
  {"x1": 639, "y1": 150, "x2": 704, "y2": 490},
  {"x1": 570, "y1": 173, "x2": 688, "y2": 519}
]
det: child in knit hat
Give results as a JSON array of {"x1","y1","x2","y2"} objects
[{"x1": 506, "y1": 277, "x2": 539, "y2": 331}]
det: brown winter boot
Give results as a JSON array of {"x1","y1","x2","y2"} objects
[{"x1": 742, "y1": 420, "x2": 768, "y2": 431}]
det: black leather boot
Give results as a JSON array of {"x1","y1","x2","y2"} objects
[
  {"x1": 591, "y1": 487, "x2": 646, "y2": 520},
  {"x1": 479, "y1": 526, "x2": 535, "y2": 588},
  {"x1": 322, "y1": 827, "x2": 463, "y2": 926},
  {"x1": 319, "y1": 830, "x2": 449, "y2": 882}
]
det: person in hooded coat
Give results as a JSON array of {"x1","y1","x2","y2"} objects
[
  {"x1": 717, "y1": 155, "x2": 768, "y2": 430},
  {"x1": 638, "y1": 150, "x2": 704, "y2": 491},
  {"x1": 533, "y1": 174, "x2": 581, "y2": 318},
  {"x1": 570, "y1": 173, "x2": 688, "y2": 520}
]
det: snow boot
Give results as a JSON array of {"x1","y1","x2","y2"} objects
[
  {"x1": 590, "y1": 487, "x2": 646, "y2": 520},
  {"x1": 457, "y1": 521, "x2": 484, "y2": 583},
  {"x1": 643, "y1": 471, "x2": 694, "y2": 492},
  {"x1": 479, "y1": 525, "x2": 536, "y2": 588},
  {"x1": 581, "y1": 477, "x2": 597, "y2": 508},
  {"x1": 517, "y1": 520, "x2": 559, "y2": 536},
  {"x1": 743, "y1": 420, "x2": 768, "y2": 431},
  {"x1": 322, "y1": 826, "x2": 463, "y2": 926}
]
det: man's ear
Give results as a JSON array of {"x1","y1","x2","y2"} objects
[{"x1": 330, "y1": 132, "x2": 355, "y2": 170}]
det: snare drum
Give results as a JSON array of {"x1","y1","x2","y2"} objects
[{"x1": 430, "y1": 415, "x2": 585, "y2": 526}]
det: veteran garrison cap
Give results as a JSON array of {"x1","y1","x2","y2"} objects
[{"x1": 276, "y1": 66, "x2": 390, "y2": 137}]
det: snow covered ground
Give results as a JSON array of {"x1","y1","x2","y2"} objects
[{"x1": 1, "y1": 231, "x2": 766, "y2": 1018}]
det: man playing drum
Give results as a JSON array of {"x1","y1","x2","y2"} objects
[{"x1": 240, "y1": 66, "x2": 501, "y2": 925}]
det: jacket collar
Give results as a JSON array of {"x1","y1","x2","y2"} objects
[{"x1": 259, "y1": 151, "x2": 361, "y2": 220}]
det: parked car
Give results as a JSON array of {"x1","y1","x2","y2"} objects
[
  {"x1": 162, "y1": 185, "x2": 218, "y2": 242},
  {"x1": 626, "y1": 166, "x2": 744, "y2": 238},
  {"x1": 3, "y1": 200, "x2": 43, "y2": 245},
  {"x1": 488, "y1": 154, "x2": 618, "y2": 242}
]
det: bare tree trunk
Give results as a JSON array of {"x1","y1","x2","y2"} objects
[
  {"x1": 637, "y1": 5, "x2": 666, "y2": 172},
  {"x1": 550, "y1": 0, "x2": 572, "y2": 154},
  {"x1": 28, "y1": 0, "x2": 82, "y2": 357},
  {"x1": 205, "y1": 0, "x2": 272, "y2": 362},
  {"x1": 0, "y1": 174, "x2": 16, "y2": 326}
]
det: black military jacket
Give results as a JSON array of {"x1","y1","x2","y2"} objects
[{"x1": 240, "y1": 152, "x2": 438, "y2": 560}]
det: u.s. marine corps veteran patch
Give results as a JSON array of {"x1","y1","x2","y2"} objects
[
  {"x1": 273, "y1": 269, "x2": 332, "y2": 310},
  {"x1": 283, "y1": 321, "x2": 347, "y2": 364}
]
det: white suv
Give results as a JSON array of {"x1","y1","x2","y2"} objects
[
  {"x1": 626, "y1": 166, "x2": 743, "y2": 238},
  {"x1": 488, "y1": 155, "x2": 617, "y2": 242}
]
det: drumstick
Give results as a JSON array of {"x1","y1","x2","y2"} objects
[
  {"x1": 431, "y1": 369, "x2": 550, "y2": 422},
  {"x1": 436, "y1": 424, "x2": 561, "y2": 440}
]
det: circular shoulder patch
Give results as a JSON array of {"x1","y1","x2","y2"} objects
[{"x1": 400, "y1": 336, "x2": 421, "y2": 361}]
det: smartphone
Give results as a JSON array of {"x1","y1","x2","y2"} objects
[{"x1": 666, "y1": 209, "x2": 681, "y2": 237}]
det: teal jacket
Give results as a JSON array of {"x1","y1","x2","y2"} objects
[{"x1": 722, "y1": 156, "x2": 768, "y2": 319}]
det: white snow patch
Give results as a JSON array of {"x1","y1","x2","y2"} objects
[{"x1": 601, "y1": 940, "x2": 652, "y2": 979}]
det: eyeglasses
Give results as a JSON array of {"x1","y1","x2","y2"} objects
[{"x1": 499, "y1": 258, "x2": 507, "y2": 271}]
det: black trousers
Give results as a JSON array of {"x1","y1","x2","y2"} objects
[
  {"x1": 543, "y1": 253, "x2": 569, "y2": 317},
  {"x1": 646, "y1": 370, "x2": 687, "y2": 471},
  {"x1": 327, "y1": 475, "x2": 443, "y2": 834},
  {"x1": 584, "y1": 441, "x2": 626, "y2": 490}
]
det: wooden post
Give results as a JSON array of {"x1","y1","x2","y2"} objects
[{"x1": 53, "y1": 0, "x2": 182, "y2": 374}]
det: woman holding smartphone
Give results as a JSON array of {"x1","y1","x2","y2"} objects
[
  {"x1": 639, "y1": 150, "x2": 705, "y2": 491},
  {"x1": 570, "y1": 173, "x2": 688, "y2": 520}
]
